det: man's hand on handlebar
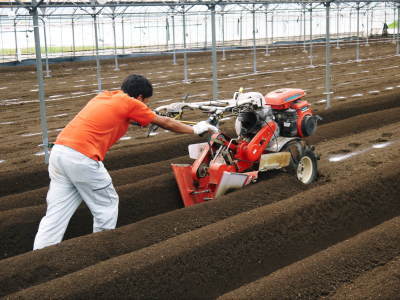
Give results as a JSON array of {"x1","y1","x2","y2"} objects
[{"x1": 192, "y1": 121, "x2": 219, "y2": 136}]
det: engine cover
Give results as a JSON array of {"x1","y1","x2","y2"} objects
[{"x1": 265, "y1": 88, "x2": 306, "y2": 110}]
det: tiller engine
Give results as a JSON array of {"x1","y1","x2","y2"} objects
[{"x1": 170, "y1": 88, "x2": 320, "y2": 207}]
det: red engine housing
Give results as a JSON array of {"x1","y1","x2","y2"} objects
[
  {"x1": 264, "y1": 88, "x2": 305, "y2": 109},
  {"x1": 265, "y1": 88, "x2": 313, "y2": 138}
]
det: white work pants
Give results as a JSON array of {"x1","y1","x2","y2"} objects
[{"x1": 33, "y1": 145, "x2": 119, "y2": 250}]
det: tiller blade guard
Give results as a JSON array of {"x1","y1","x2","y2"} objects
[
  {"x1": 171, "y1": 163, "x2": 214, "y2": 207},
  {"x1": 171, "y1": 133, "x2": 262, "y2": 207},
  {"x1": 172, "y1": 164, "x2": 257, "y2": 207},
  {"x1": 172, "y1": 152, "x2": 291, "y2": 207}
]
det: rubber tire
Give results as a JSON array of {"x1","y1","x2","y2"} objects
[
  {"x1": 296, "y1": 149, "x2": 318, "y2": 184},
  {"x1": 281, "y1": 140, "x2": 304, "y2": 170},
  {"x1": 281, "y1": 140, "x2": 318, "y2": 184}
]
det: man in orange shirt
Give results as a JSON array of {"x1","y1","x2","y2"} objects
[{"x1": 33, "y1": 74, "x2": 218, "y2": 250}]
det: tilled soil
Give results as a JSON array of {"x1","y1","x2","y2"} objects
[{"x1": 1, "y1": 40, "x2": 400, "y2": 298}]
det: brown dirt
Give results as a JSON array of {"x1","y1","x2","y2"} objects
[
  {"x1": 1, "y1": 40, "x2": 400, "y2": 298},
  {"x1": 330, "y1": 255, "x2": 400, "y2": 300},
  {"x1": 219, "y1": 216, "x2": 400, "y2": 299}
]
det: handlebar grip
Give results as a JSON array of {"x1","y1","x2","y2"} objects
[{"x1": 207, "y1": 115, "x2": 219, "y2": 127}]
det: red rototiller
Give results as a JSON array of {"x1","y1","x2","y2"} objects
[{"x1": 153, "y1": 88, "x2": 321, "y2": 207}]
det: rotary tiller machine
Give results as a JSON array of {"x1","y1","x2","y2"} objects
[{"x1": 169, "y1": 88, "x2": 320, "y2": 207}]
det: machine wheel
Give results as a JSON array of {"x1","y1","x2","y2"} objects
[
  {"x1": 281, "y1": 140, "x2": 304, "y2": 169},
  {"x1": 296, "y1": 149, "x2": 318, "y2": 184},
  {"x1": 281, "y1": 140, "x2": 318, "y2": 184}
]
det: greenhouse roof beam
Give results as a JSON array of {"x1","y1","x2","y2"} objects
[{"x1": 2, "y1": 0, "x2": 400, "y2": 9}]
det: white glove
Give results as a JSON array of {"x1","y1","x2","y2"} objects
[{"x1": 192, "y1": 121, "x2": 219, "y2": 136}]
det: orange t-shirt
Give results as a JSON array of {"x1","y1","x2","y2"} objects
[{"x1": 55, "y1": 90, "x2": 156, "y2": 161}]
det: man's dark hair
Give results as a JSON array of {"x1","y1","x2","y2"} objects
[{"x1": 121, "y1": 74, "x2": 153, "y2": 99}]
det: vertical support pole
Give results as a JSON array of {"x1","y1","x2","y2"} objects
[
  {"x1": 210, "y1": 2, "x2": 218, "y2": 101},
  {"x1": 0, "y1": 17, "x2": 3, "y2": 63},
  {"x1": 31, "y1": 0, "x2": 49, "y2": 163},
  {"x1": 71, "y1": 18, "x2": 76, "y2": 57},
  {"x1": 349, "y1": 8, "x2": 352, "y2": 38},
  {"x1": 196, "y1": 13, "x2": 199, "y2": 48},
  {"x1": 271, "y1": 11, "x2": 274, "y2": 48},
  {"x1": 60, "y1": 16, "x2": 64, "y2": 58},
  {"x1": 397, "y1": 3, "x2": 400, "y2": 55},
  {"x1": 182, "y1": 6, "x2": 189, "y2": 83},
  {"x1": 221, "y1": 7, "x2": 226, "y2": 60},
  {"x1": 166, "y1": 16, "x2": 169, "y2": 50},
  {"x1": 92, "y1": 16, "x2": 95, "y2": 56},
  {"x1": 196, "y1": 13, "x2": 200, "y2": 48},
  {"x1": 172, "y1": 13, "x2": 177, "y2": 64},
  {"x1": 298, "y1": 11, "x2": 302, "y2": 43},
  {"x1": 252, "y1": 4, "x2": 257, "y2": 74},
  {"x1": 112, "y1": 14, "x2": 119, "y2": 71},
  {"x1": 265, "y1": 4, "x2": 269, "y2": 56},
  {"x1": 309, "y1": 5, "x2": 314, "y2": 67},
  {"x1": 41, "y1": 18, "x2": 50, "y2": 77},
  {"x1": 204, "y1": 14, "x2": 207, "y2": 48},
  {"x1": 239, "y1": 12, "x2": 243, "y2": 46},
  {"x1": 336, "y1": 4, "x2": 340, "y2": 49},
  {"x1": 121, "y1": 16, "x2": 125, "y2": 54},
  {"x1": 25, "y1": 24, "x2": 29, "y2": 57},
  {"x1": 366, "y1": 7, "x2": 370, "y2": 46},
  {"x1": 324, "y1": 1, "x2": 332, "y2": 110},
  {"x1": 92, "y1": 12, "x2": 102, "y2": 92},
  {"x1": 393, "y1": 4, "x2": 396, "y2": 44},
  {"x1": 303, "y1": 4, "x2": 307, "y2": 52},
  {"x1": 356, "y1": 2, "x2": 360, "y2": 61},
  {"x1": 14, "y1": 18, "x2": 19, "y2": 62},
  {"x1": 371, "y1": 9, "x2": 374, "y2": 40}
]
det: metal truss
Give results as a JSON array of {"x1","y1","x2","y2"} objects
[{"x1": 1, "y1": 0, "x2": 399, "y2": 10}]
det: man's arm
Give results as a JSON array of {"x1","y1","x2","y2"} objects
[
  {"x1": 151, "y1": 115, "x2": 219, "y2": 135},
  {"x1": 151, "y1": 115, "x2": 194, "y2": 134}
]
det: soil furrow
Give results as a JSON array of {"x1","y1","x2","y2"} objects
[
  {"x1": 0, "y1": 173, "x2": 182, "y2": 259},
  {"x1": 1, "y1": 42, "x2": 400, "y2": 298},
  {"x1": 0, "y1": 155, "x2": 190, "y2": 211},
  {"x1": 307, "y1": 106, "x2": 400, "y2": 145},
  {"x1": 218, "y1": 216, "x2": 400, "y2": 299},
  {"x1": 0, "y1": 187, "x2": 48, "y2": 211},
  {"x1": 0, "y1": 104, "x2": 399, "y2": 259},
  {"x1": 0, "y1": 134, "x2": 201, "y2": 197},
  {"x1": 0, "y1": 172, "x2": 304, "y2": 296},
  {"x1": 0, "y1": 91, "x2": 399, "y2": 197},
  {"x1": 1, "y1": 94, "x2": 400, "y2": 211},
  {"x1": 312, "y1": 90, "x2": 400, "y2": 124},
  {"x1": 330, "y1": 255, "x2": 400, "y2": 299},
  {"x1": 6, "y1": 163, "x2": 400, "y2": 299}
]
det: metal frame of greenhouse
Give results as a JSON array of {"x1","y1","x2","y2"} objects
[{"x1": 0, "y1": 0, "x2": 399, "y2": 163}]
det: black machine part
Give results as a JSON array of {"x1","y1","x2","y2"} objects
[
  {"x1": 301, "y1": 115, "x2": 320, "y2": 137},
  {"x1": 274, "y1": 108, "x2": 298, "y2": 137},
  {"x1": 235, "y1": 106, "x2": 274, "y2": 138}
]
